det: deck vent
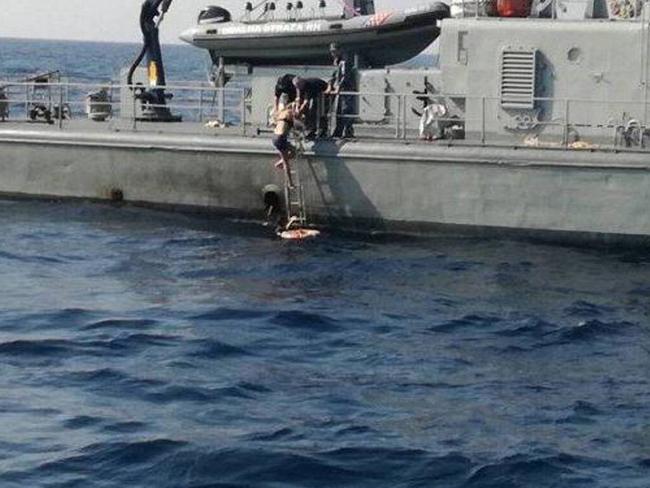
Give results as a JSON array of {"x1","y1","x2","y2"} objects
[{"x1": 500, "y1": 48, "x2": 537, "y2": 110}]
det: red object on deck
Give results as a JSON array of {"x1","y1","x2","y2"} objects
[{"x1": 497, "y1": 0, "x2": 531, "y2": 17}]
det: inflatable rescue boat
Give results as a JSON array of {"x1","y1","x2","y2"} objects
[{"x1": 180, "y1": 1, "x2": 450, "y2": 67}]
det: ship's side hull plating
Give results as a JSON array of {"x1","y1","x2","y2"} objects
[{"x1": 0, "y1": 128, "x2": 649, "y2": 245}]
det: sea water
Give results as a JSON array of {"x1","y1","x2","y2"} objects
[{"x1": 0, "y1": 38, "x2": 649, "y2": 488}]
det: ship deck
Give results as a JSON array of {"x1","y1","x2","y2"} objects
[{"x1": 2, "y1": 117, "x2": 650, "y2": 156}]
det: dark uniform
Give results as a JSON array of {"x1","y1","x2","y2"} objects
[
  {"x1": 330, "y1": 51, "x2": 356, "y2": 138},
  {"x1": 294, "y1": 77, "x2": 329, "y2": 137},
  {"x1": 274, "y1": 74, "x2": 297, "y2": 105}
]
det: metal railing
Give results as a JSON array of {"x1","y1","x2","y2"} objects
[
  {"x1": 326, "y1": 90, "x2": 650, "y2": 151},
  {"x1": 0, "y1": 80, "x2": 249, "y2": 134},
  {"x1": 2, "y1": 80, "x2": 650, "y2": 153}
]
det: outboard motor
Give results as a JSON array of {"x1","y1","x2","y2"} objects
[
  {"x1": 198, "y1": 6, "x2": 232, "y2": 24},
  {"x1": 127, "y1": 0, "x2": 181, "y2": 122}
]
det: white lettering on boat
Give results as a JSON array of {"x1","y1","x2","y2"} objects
[{"x1": 218, "y1": 22, "x2": 323, "y2": 36}]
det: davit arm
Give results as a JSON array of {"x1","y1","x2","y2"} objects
[{"x1": 127, "y1": 0, "x2": 174, "y2": 102}]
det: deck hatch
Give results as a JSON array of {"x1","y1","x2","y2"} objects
[{"x1": 500, "y1": 48, "x2": 537, "y2": 110}]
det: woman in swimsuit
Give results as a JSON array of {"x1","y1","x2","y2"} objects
[{"x1": 272, "y1": 96, "x2": 298, "y2": 188}]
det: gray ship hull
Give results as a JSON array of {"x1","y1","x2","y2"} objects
[{"x1": 1, "y1": 125, "x2": 650, "y2": 246}]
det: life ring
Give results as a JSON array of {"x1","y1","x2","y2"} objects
[{"x1": 279, "y1": 228, "x2": 321, "y2": 240}]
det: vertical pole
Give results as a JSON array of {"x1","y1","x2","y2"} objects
[
  {"x1": 331, "y1": 94, "x2": 338, "y2": 136},
  {"x1": 218, "y1": 88, "x2": 225, "y2": 124},
  {"x1": 198, "y1": 87, "x2": 204, "y2": 123},
  {"x1": 640, "y1": 6, "x2": 650, "y2": 146},
  {"x1": 58, "y1": 85, "x2": 64, "y2": 129},
  {"x1": 240, "y1": 88, "x2": 247, "y2": 135},
  {"x1": 402, "y1": 95, "x2": 408, "y2": 139},
  {"x1": 564, "y1": 98, "x2": 570, "y2": 148},
  {"x1": 132, "y1": 88, "x2": 137, "y2": 131},
  {"x1": 395, "y1": 94, "x2": 401, "y2": 139},
  {"x1": 481, "y1": 97, "x2": 486, "y2": 145},
  {"x1": 109, "y1": 82, "x2": 114, "y2": 123}
]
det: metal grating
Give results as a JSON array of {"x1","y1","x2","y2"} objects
[{"x1": 500, "y1": 48, "x2": 537, "y2": 110}]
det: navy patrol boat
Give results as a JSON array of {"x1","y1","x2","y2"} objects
[
  {"x1": 179, "y1": 0, "x2": 450, "y2": 67},
  {"x1": 5, "y1": 0, "x2": 650, "y2": 244}
]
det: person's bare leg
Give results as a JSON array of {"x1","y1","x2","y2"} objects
[{"x1": 274, "y1": 149, "x2": 286, "y2": 169}]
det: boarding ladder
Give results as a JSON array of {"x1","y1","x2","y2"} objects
[{"x1": 283, "y1": 131, "x2": 308, "y2": 228}]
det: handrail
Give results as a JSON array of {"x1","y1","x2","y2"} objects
[{"x1": 1, "y1": 80, "x2": 650, "y2": 151}]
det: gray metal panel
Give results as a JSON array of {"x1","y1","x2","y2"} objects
[
  {"x1": 500, "y1": 48, "x2": 536, "y2": 109},
  {"x1": 439, "y1": 18, "x2": 646, "y2": 143}
]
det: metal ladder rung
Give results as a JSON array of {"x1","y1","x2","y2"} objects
[{"x1": 283, "y1": 132, "x2": 310, "y2": 230}]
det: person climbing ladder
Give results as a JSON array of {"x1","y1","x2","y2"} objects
[{"x1": 272, "y1": 94, "x2": 298, "y2": 188}]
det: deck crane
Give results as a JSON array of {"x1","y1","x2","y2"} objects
[{"x1": 127, "y1": 0, "x2": 181, "y2": 121}]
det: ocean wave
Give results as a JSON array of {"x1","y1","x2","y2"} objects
[
  {"x1": 15, "y1": 445, "x2": 474, "y2": 488},
  {"x1": 52, "y1": 367, "x2": 268, "y2": 404},
  {"x1": 188, "y1": 339, "x2": 251, "y2": 359},
  {"x1": 44, "y1": 439, "x2": 187, "y2": 472},
  {"x1": 270, "y1": 311, "x2": 343, "y2": 333},
  {"x1": 100, "y1": 333, "x2": 180, "y2": 350},
  {"x1": 0, "y1": 250, "x2": 65, "y2": 265},
  {"x1": 62, "y1": 415, "x2": 104, "y2": 430},
  {"x1": 564, "y1": 300, "x2": 615, "y2": 318},
  {"x1": 465, "y1": 453, "x2": 603, "y2": 487},
  {"x1": 57, "y1": 367, "x2": 165, "y2": 391},
  {"x1": 82, "y1": 318, "x2": 159, "y2": 331},
  {"x1": 191, "y1": 308, "x2": 271, "y2": 322},
  {"x1": 244, "y1": 427, "x2": 298, "y2": 442},
  {"x1": 0, "y1": 308, "x2": 99, "y2": 332},
  {"x1": 428, "y1": 314, "x2": 502, "y2": 333},
  {"x1": 0, "y1": 338, "x2": 71, "y2": 357},
  {"x1": 495, "y1": 318, "x2": 558, "y2": 338},
  {"x1": 556, "y1": 400, "x2": 603, "y2": 425},
  {"x1": 101, "y1": 421, "x2": 149, "y2": 434},
  {"x1": 549, "y1": 319, "x2": 638, "y2": 344}
]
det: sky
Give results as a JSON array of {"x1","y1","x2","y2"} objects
[{"x1": 0, "y1": 0, "x2": 406, "y2": 44}]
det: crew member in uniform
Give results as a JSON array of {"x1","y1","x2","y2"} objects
[
  {"x1": 292, "y1": 76, "x2": 329, "y2": 139},
  {"x1": 274, "y1": 73, "x2": 297, "y2": 115},
  {"x1": 327, "y1": 43, "x2": 356, "y2": 139}
]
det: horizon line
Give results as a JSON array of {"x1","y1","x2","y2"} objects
[{"x1": 0, "y1": 35, "x2": 188, "y2": 46}]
